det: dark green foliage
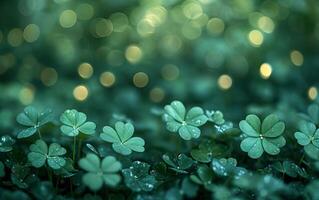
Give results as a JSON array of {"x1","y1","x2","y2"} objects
[{"x1": 1, "y1": 0, "x2": 319, "y2": 199}]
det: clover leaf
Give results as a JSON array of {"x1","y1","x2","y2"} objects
[
  {"x1": 212, "y1": 158, "x2": 247, "y2": 178},
  {"x1": 27, "y1": 139, "x2": 67, "y2": 170},
  {"x1": 300, "y1": 104, "x2": 319, "y2": 125},
  {"x1": 10, "y1": 164, "x2": 38, "y2": 189},
  {"x1": 293, "y1": 121, "x2": 319, "y2": 160},
  {"x1": 60, "y1": 109, "x2": 96, "y2": 137},
  {"x1": 16, "y1": 106, "x2": 52, "y2": 139},
  {"x1": 122, "y1": 161, "x2": 157, "y2": 192},
  {"x1": 272, "y1": 161, "x2": 308, "y2": 178},
  {"x1": 190, "y1": 165, "x2": 213, "y2": 185},
  {"x1": 162, "y1": 153, "x2": 194, "y2": 173},
  {"x1": 206, "y1": 110, "x2": 225, "y2": 125},
  {"x1": 100, "y1": 121, "x2": 145, "y2": 155},
  {"x1": 0, "y1": 135, "x2": 15, "y2": 152},
  {"x1": 162, "y1": 100, "x2": 208, "y2": 140},
  {"x1": 191, "y1": 140, "x2": 229, "y2": 163},
  {"x1": 239, "y1": 114, "x2": 286, "y2": 159},
  {"x1": 79, "y1": 153, "x2": 122, "y2": 191},
  {"x1": 294, "y1": 121, "x2": 319, "y2": 147}
]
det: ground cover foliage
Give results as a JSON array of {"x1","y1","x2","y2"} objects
[{"x1": 1, "y1": 0, "x2": 319, "y2": 199}]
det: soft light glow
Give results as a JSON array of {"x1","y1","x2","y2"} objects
[
  {"x1": 248, "y1": 30, "x2": 264, "y2": 47},
  {"x1": 78, "y1": 62, "x2": 93, "y2": 79},
  {"x1": 94, "y1": 18, "x2": 113, "y2": 37},
  {"x1": 290, "y1": 50, "x2": 304, "y2": 66},
  {"x1": 133, "y1": 72, "x2": 149, "y2": 88},
  {"x1": 110, "y1": 12, "x2": 129, "y2": 32},
  {"x1": 218, "y1": 74, "x2": 232, "y2": 90},
  {"x1": 308, "y1": 87, "x2": 318, "y2": 100},
  {"x1": 23, "y1": 24, "x2": 40, "y2": 43},
  {"x1": 7, "y1": 28, "x2": 23, "y2": 47},
  {"x1": 183, "y1": 2, "x2": 203, "y2": 19},
  {"x1": 19, "y1": 86, "x2": 34, "y2": 105},
  {"x1": 258, "y1": 16, "x2": 275, "y2": 33},
  {"x1": 207, "y1": 18, "x2": 225, "y2": 35},
  {"x1": 150, "y1": 87, "x2": 165, "y2": 102},
  {"x1": 76, "y1": 3, "x2": 94, "y2": 20},
  {"x1": 260, "y1": 63, "x2": 272, "y2": 79},
  {"x1": 100, "y1": 72, "x2": 115, "y2": 87},
  {"x1": 161, "y1": 64, "x2": 179, "y2": 81},
  {"x1": 41, "y1": 68, "x2": 58, "y2": 86},
  {"x1": 73, "y1": 85, "x2": 88, "y2": 101},
  {"x1": 59, "y1": 10, "x2": 77, "y2": 28},
  {"x1": 125, "y1": 45, "x2": 143, "y2": 64}
]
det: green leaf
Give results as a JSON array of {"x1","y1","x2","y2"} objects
[
  {"x1": 190, "y1": 165, "x2": 213, "y2": 185},
  {"x1": 16, "y1": 107, "x2": 52, "y2": 139},
  {"x1": 295, "y1": 121, "x2": 319, "y2": 148},
  {"x1": 239, "y1": 114, "x2": 260, "y2": 137},
  {"x1": 162, "y1": 154, "x2": 194, "y2": 173},
  {"x1": 0, "y1": 135, "x2": 15, "y2": 152},
  {"x1": 100, "y1": 122, "x2": 145, "y2": 155},
  {"x1": 191, "y1": 140, "x2": 229, "y2": 163},
  {"x1": 185, "y1": 107, "x2": 207, "y2": 126},
  {"x1": 308, "y1": 104, "x2": 319, "y2": 125},
  {"x1": 122, "y1": 161, "x2": 157, "y2": 192},
  {"x1": 60, "y1": 109, "x2": 96, "y2": 136},
  {"x1": 239, "y1": 114, "x2": 286, "y2": 159},
  {"x1": 178, "y1": 125, "x2": 200, "y2": 140},
  {"x1": 206, "y1": 110, "x2": 225, "y2": 125},
  {"x1": 240, "y1": 137, "x2": 263, "y2": 159},
  {"x1": 212, "y1": 157, "x2": 247, "y2": 178},
  {"x1": 79, "y1": 153, "x2": 122, "y2": 191},
  {"x1": 164, "y1": 100, "x2": 186, "y2": 122},
  {"x1": 304, "y1": 144, "x2": 319, "y2": 160},
  {"x1": 28, "y1": 140, "x2": 66, "y2": 169},
  {"x1": 163, "y1": 101, "x2": 207, "y2": 140}
]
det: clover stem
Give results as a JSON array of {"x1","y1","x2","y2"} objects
[
  {"x1": 77, "y1": 137, "x2": 82, "y2": 160},
  {"x1": 73, "y1": 136, "x2": 77, "y2": 165},
  {"x1": 298, "y1": 152, "x2": 305, "y2": 165},
  {"x1": 46, "y1": 164, "x2": 52, "y2": 183},
  {"x1": 37, "y1": 129, "x2": 42, "y2": 139}
]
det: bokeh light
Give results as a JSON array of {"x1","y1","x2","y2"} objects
[
  {"x1": 73, "y1": 85, "x2": 89, "y2": 101},
  {"x1": 78, "y1": 63, "x2": 93, "y2": 79},
  {"x1": 218, "y1": 74, "x2": 232, "y2": 90},
  {"x1": 100, "y1": 72, "x2": 116, "y2": 87},
  {"x1": 133, "y1": 72, "x2": 149, "y2": 88},
  {"x1": 259, "y1": 63, "x2": 272, "y2": 79}
]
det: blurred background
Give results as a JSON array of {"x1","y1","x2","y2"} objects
[{"x1": 0, "y1": 0, "x2": 319, "y2": 134}]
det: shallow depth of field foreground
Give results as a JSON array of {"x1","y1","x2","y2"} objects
[{"x1": 1, "y1": 0, "x2": 319, "y2": 200}]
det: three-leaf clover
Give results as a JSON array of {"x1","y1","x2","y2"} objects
[
  {"x1": 100, "y1": 121, "x2": 145, "y2": 155},
  {"x1": 163, "y1": 101, "x2": 208, "y2": 140},
  {"x1": 211, "y1": 158, "x2": 247, "y2": 178},
  {"x1": 79, "y1": 153, "x2": 122, "y2": 191},
  {"x1": 122, "y1": 161, "x2": 157, "y2": 192},
  {"x1": 294, "y1": 121, "x2": 319, "y2": 160},
  {"x1": 191, "y1": 140, "x2": 229, "y2": 163},
  {"x1": 27, "y1": 139, "x2": 67, "y2": 169},
  {"x1": 162, "y1": 153, "x2": 194, "y2": 173},
  {"x1": 16, "y1": 106, "x2": 52, "y2": 139},
  {"x1": 239, "y1": 114, "x2": 286, "y2": 159},
  {"x1": 294, "y1": 121, "x2": 319, "y2": 148},
  {"x1": 206, "y1": 110, "x2": 225, "y2": 125},
  {"x1": 60, "y1": 109, "x2": 96, "y2": 137}
]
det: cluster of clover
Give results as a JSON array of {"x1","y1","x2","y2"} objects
[{"x1": 4, "y1": 101, "x2": 319, "y2": 192}]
